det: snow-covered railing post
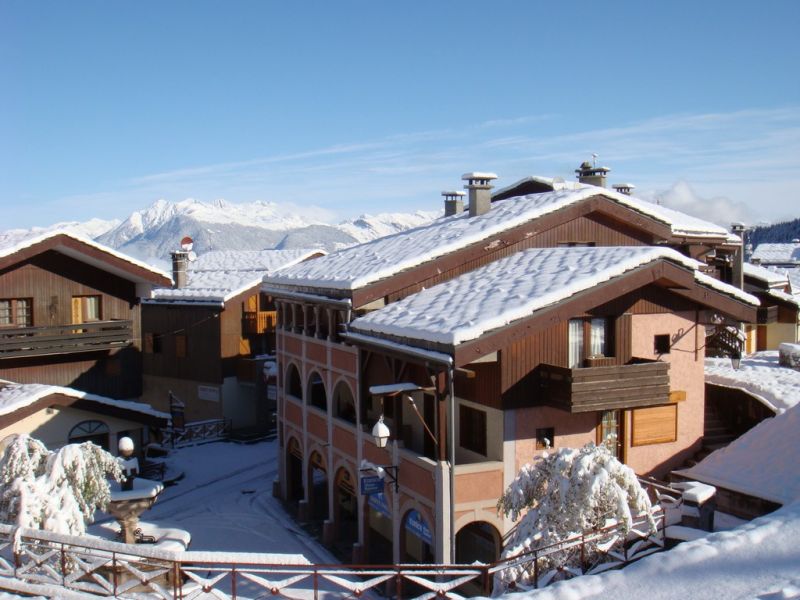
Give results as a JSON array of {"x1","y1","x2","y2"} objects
[
  {"x1": 580, "y1": 533, "x2": 586, "y2": 574},
  {"x1": 231, "y1": 565, "x2": 237, "y2": 599},
  {"x1": 112, "y1": 551, "x2": 118, "y2": 597},
  {"x1": 60, "y1": 541, "x2": 67, "y2": 587},
  {"x1": 395, "y1": 566, "x2": 403, "y2": 598}
]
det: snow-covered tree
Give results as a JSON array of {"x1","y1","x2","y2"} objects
[
  {"x1": 496, "y1": 443, "x2": 655, "y2": 587},
  {"x1": 0, "y1": 434, "x2": 122, "y2": 538}
]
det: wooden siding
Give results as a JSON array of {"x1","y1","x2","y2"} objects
[
  {"x1": 455, "y1": 361, "x2": 502, "y2": 410},
  {"x1": 142, "y1": 304, "x2": 222, "y2": 383},
  {"x1": 501, "y1": 321, "x2": 567, "y2": 409},
  {"x1": 537, "y1": 361, "x2": 671, "y2": 413},
  {"x1": 0, "y1": 250, "x2": 144, "y2": 398}
]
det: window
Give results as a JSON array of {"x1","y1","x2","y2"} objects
[
  {"x1": 0, "y1": 298, "x2": 32, "y2": 327},
  {"x1": 535, "y1": 427, "x2": 555, "y2": 450},
  {"x1": 557, "y1": 241, "x2": 596, "y2": 247},
  {"x1": 307, "y1": 372, "x2": 327, "y2": 411},
  {"x1": 459, "y1": 404, "x2": 487, "y2": 456},
  {"x1": 144, "y1": 333, "x2": 163, "y2": 354},
  {"x1": 71, "y1": 295, "x2": 101, "y2": 324},
  {"x1": 175, "y1": 334, "x2": 188, "y2": 358},
  {"x1": 654, "y1": 334, "x2": 671, "y2": 355},
  {"x1": 68, "y1": 420, "x2": 110, "y2": 450},
  {"x1": 569, "y1": 318, "x2": 611, "y2": 367}
]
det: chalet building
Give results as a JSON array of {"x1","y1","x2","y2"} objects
[
  {"x1": 0, "y1": 232, "x2": 171, "y2": 399},
  {"x1": 751, "y1": 241, "x2": 800, "y2": 269},
  {"x1": 0, "y1": 380, "x2": 169, "y2": 457},
  {"x1": 141, "y1": 249, "x2": 323, "y2": 430},
  {"x1": 263, "y1": 170, "x2": 759, "y2": 566},
  {"x1": 741, "y1": 262, "x2": 800, "y2": 351}
]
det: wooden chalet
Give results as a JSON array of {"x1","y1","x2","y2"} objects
[
  {"x1": 740, "y1": 262, "x2": 800, "y2": 352},
  {"x1": 263, "y1": 171, "x2": 759, "y2": 566},
  {"x1": 140, "y1": 249, "x2": 323, "y2": 430},
  {"x1": 0, "y1": 232, "x2": 171, "y2": 399}
]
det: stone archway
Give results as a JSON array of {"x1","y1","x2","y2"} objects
[
  {"x1": 455, "y1": 520, "x2": 501, "y2": 565},
  {"x1": 308, "y1": 450, "x2": 329, "y2": 526},
  {"x1": 333, "y1": 467, "x2": 358, "y2": 559},
  {"x1": 400, "y1": 508, "x2": 434, "y2": 563},
  {"x1": 285, "y1": 437, "x2": 304, "y2": 508}
]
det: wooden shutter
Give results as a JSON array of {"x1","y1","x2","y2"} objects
[
  {"x1": 631, "y1": 404, "x2": 677, "y2": 446},
  {"x1": 71, "y1": 297, "x2": 83, "y2": 324},
  {"x1": 175, "y1": 334, "x2": 187, "y2": 358}
]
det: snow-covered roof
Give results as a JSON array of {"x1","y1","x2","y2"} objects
[
  {"x1": 151, "y1": 249, "x2": 322, "y2": 303},
  {"x1": 704, "y1": 351, "x2": 800, "y2": 414},
  {"x1": 189, "y1": 249, "x2": 323, "y2": 273},
  {"x1": 743, "y1": 261, "x2": 789, "y2": 288},
  {"x1": 265, "y1": 187, "x2": 731, "y2": 293},
  {"x1": 751, "y1": 242, "x2": 800, "y2": 265},
  {"x1": 781, "y1": 267, "x2": 800, "y2": 295},
  {"x1": 350, "y1": 246, "x2": 757, "y2": 347},
  {"x1": 0, "y1": 229, "x2": 171, "y2": 284},
  {"x1": 677, "y1": 400, "x2": 800, "y2": 505},
  {"x1": 0, "y1": 381, "x2": 169, "y2": 421},
  {"x1": 492, "y1": 175, "x2": 584, "y2": 198},
  {"x1": 767, "y1": 288, "x2": 800, "y2": 307}
]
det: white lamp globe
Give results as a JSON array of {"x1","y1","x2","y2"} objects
[
  {"x1": 118, "y1": 436, "x2": 135, "y2": 456},
  {"x1": 372, "y1": 416, "x2": 391, "y2": 448}
]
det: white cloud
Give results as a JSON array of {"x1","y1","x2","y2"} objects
[{"x1": 638, "y1": 181, "x2": 756, "y2": 228}]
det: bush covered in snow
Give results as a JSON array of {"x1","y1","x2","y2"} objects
[
  {"x1": 0, "y1": 434, "x2": 122, "y2": 538},
  {"x1": 496, "y1": 443, "x2": 655, "y2": 587}
]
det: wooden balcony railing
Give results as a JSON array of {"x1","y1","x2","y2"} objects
[
  {"x1": 242, "y1": 310, "x2": 277, "y2": 335},
  {"x1": 0, "y1": 319, "x2": 133, "y2": 359},
  {"x1": 537, "y1": 359, "x2": 670, "y2": 413}
]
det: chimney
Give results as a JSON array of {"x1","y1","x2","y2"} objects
[
  {"x1": 442, "y1": 190, "x2": 466, "y2": 216},
  {"x1": 575, "y1": 160, "x2": 610, "y2": 187},
  {"x1": 462, "y1": 172, "x2": 498, "y2": 217},
  {"x1": 612, "y1": 183, "x2": 635, "y2": 195},
  {"x1": 171, "y1": 251, "x2": 189, "y2": 289},
  {"x1": 730, "y1": 222, "x2": 746, "y2": 289}
]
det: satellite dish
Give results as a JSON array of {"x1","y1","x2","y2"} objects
[
  {"x1": 180, "y1": 236, "x2": 194, "y2": 252},
  {"x1": 187, "y1": 251, "x2": 198, "y2": 262}
]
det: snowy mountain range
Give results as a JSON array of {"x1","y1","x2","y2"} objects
[{"x1": 1, "y1": 199, "x2": 439, "y2": 270}]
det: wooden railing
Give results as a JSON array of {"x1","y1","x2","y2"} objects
[
  {"x1": 161, "y1": 418, "x2": 231, "y2": 448},
  {"x1": 0, "y1": 509, "x2": 666, "y2": 599},
  {"x1": 242, "y1": 310, "x2": 277, "y2": 335},
  {"x1": 0, "y1": 320, "x2": 133, "y2": 359},
  {"x1": 537, "y1": 359, "x2": 670, "y2": 413}
]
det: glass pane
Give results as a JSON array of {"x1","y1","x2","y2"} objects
[
  {"x1": 15, "y1": 299, "x2": 31, "y2": 326},
  {"x1": 568, "y1": 319, "x2": 584, "y2": 368},
  {"x1": 85, "y1": 296, "x2": 100, "y2": 321},
  {"x1": 0, "y1": 300, "x2": 10, "y2": 325},
  {"x1": 589, "y1": 318, "x2": 606, "y2": 356}
]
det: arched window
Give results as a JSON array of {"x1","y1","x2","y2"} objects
[
  {"x1": 68, "y1": 420, "x2": 110, "y2": 451},
  {"x1": 285, "y1": 363, "x2": 302, "y2": 399},
  {"x1": 333, "y1": 380, "x2": 356, "y2": 424},
  {"x1": 307, "y1": 372, "x2": 327, "y2": 411}
]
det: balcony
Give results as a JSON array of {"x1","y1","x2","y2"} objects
[
  {"x1": 243, "y1": 310, "x2": 277, "y2": 335},
  {"x1": 0, "y1": 320, "x2": 133, "y2": 359},
  {"x1": 537, "y1": 359, "x2": 670, "y2": 413}
]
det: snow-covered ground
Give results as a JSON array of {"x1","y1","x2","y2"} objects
[
  {"x1": 496, "y1": 500, "x2": 800, "y2": 600},
  {"x1": 705, "y1": 351, "x2": 800, "y2": 413},
  {"x1": 96, "y1": 439, "x2": 336, "y2": 563}
]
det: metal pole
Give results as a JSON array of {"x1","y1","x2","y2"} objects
[{"x1": 448, "y1": 364, "x2": 456, "y2": 564}]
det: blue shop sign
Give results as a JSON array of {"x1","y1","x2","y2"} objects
[
  {"x1": 404, "y1": 509, "x2": 433, "y2": 545},
  {"x1": 360, "y1": 475, "x2": 385, "y2": 496}
]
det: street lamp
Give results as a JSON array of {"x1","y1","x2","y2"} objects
[{"x1": 371, "y1": 415, "x2": 391, "y2": 448}]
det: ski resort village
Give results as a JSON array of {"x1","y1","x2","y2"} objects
[{"x1": 1, "y1": 161, "x2": 800, "y2": 599}]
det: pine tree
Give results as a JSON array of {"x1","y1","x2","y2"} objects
[
  {"x1": 0, "y1": 434, "x2": 122, "y2": 538},
  {"x1": 496, "y1": 443, "x2": 655, "y2": 587}
]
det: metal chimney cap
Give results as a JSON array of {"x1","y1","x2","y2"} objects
[
  {"x1": 461, "y1": 172, "x2": 498, "y2": 181},
  {"x1": 441, "y1": 190, "x2": 466, "y2": 197}
]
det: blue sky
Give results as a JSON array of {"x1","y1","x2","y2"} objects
[{"x1": 2, "y1": 1, "x2": 799, "y2": 229}]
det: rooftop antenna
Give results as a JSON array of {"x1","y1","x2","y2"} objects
[{"x1": 591, "y1": 153, "x2": 598, "y2": 167}]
